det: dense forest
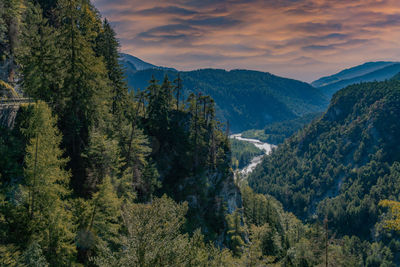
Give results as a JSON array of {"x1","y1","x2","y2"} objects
[
  {"x1": 249, "y1": 79, "x2": 400, "y2": 263},
  {"x1": 121, "y1": 67, "x2": 328, "y2": 132},
  {"x1": 230, "y1": 139, "x2": 263, "y2": 170},
  {"x1": 241, "y1": 112, "x2": 322, "y2": 145},
  {"x1": 2, "y1": 0, "x2": 400, "y2": 266}
]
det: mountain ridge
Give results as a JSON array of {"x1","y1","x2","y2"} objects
[
  {"x1": 119, "y1": 53, "x2": 328, "y2": 132},
  {"x1": 312, "y1": 61, "x2": 400, "y2": 97}
]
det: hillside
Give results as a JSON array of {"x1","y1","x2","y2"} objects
[
  {"x1": 122, "y1": 66, "x2": 328, "y2": 132},
  {"x1": 241, "y1": 112, "x2": 322, "y2": 144},
  {"x1": 312, "y1": 61, "x2": 400, "y2": 97},
  {"x1": 249, "y1": 80, "x2": 400, "y2": 239}
]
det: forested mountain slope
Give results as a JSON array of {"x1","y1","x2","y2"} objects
[
  {"x1": 122, "y1": 66, "x2": 328, "y2": 132},
  {"x1": 249, "y1": 80, "x2": 400, "y2": 239},
  {"x1": 312, "y1": 61, "x2": 400, "y2": 97}
]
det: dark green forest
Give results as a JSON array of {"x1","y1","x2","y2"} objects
[
  {"x1": 242, "y1": 112, "x2": 322, "y2": 145},
  {"x1": 1, "y1": 0, "x2": 400, "y2": 266},
  {"x1": 122, "y1": 68, "x2": 328, "y2": 132},
  {"x1": 249, "y1": 79, "x2": 400, "y2": 263}
]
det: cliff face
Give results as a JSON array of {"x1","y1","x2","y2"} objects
[
  {"x1": 0, "y1": 104, "x2": 19, "y2": 128},
  {"x1": 147, "y1": 110, "x2": 242, "y2": 242}
]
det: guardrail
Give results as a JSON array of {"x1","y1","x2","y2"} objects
[{"x1": 0, "y1": 97, "x2": 34, "y2": 106}]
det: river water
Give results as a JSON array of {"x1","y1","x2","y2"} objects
[{"x1": 230, "y1": 134, "x2": 276, "y2": 175}]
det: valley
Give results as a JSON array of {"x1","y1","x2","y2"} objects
[
  {"x1": 230, "y1": 133, "x2": 275, "y2": 175},
  {"x1": 1, "y1": 0, "x2": 400, "y2": 266}
]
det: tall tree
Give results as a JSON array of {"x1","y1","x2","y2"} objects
[
  {"x1": 173, "y1": 73, "x2": 183, "y2": 110},
  {"x1": 18, "y1": 2, "x2": 65, "y2": 107},
  {"x1": 21, "y1": 101, "x2": 76, "y2": 265},
  {"x1": 96, "y1": 18, "x2": 127, "y2": 118},
  {"x1": 57, "y1": 0, "x2": 113, "y2": 195}
]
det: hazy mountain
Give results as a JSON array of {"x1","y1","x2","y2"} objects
[
  {"x1": 120, "y1": 53, "x2": 176, "y2": 73},
  {"x1": 249, "y1": 79, "x2": 400, "y2": 238},
  {"x1": 120, "y1": 55, "x2": 328, "y2": 132},
  {"x1": 312, "y1": 61, "x2": 400, "y2": 97}
]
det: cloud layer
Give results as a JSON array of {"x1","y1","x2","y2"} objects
[{"x1": 93, "y1": 0, "x2": 400, "y2": 82}]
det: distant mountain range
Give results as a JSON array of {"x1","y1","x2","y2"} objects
[
  {"x1": 312, "y1": 61, "x2": 400, "y2": 97},
  {"x1": 119, "y1": 53, "x2": 328, "y2": 132},
  {"x1": 119, "y1": 53, "x2": 400, "y2": 132}
]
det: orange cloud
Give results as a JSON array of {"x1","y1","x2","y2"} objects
[{"x1": 93, "y1": 0, "x2": 400, "y2": 82}]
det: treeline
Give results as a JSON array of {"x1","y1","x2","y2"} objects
[
  {"x1": 0, "y1": 0, "x2": 241, "y2": 265},
  {"x1": 248, "y1": 80, "x2": 400, "y2": 263},
  {"x1": 242, "y1": 112, "x2": 322, "y2": 145},
  {"x1": 123, "y1": 68, "x2": 328, "y2": 132}
]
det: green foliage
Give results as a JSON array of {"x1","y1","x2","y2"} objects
[
  {"x1": 249, "y1": 80, "x2": 400, "y2": 237},
  {"x1": 230, "y1": 139, "x2": 263, "y2": 169},
  {"x1": 95, "y1": 196, "x2": 189, "y2": 267},
  {"x1": 21, "y1": 241, "x2": 49, "y2": 267},
  {"x1": 226, "y1": 210, "x2": 245, "y2": 257},
  {"x1": 242, "y1": 112, "x2": 322, "y2": 145},
  {"x1": 21, "y1": 101, "x2": 76, "y2": 265},
  {"x1": 17, "y1": 2, "x2": 65, "y2": 103},
  {"x1": 95, "y1": 18, "x2": 127, "y2": 118},
  {"x1": 124, "y1": 68, "x2": 328, "y2": 132}
]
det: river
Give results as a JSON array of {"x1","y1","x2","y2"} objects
[{"x1": 230, "y1": 134, "x2": 276, "y2": 175}]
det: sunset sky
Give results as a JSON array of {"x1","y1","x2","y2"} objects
[{"x1": 93, "y1": 0, "x2": 400, "y2": 82}]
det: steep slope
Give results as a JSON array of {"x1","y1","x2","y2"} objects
[
  {"x1": 122, "y1": 66, "x2": 328, "y2": 132},
  {"x1": 312, "y1": 61, "x2": 400, "y2": 97},
  {"x1": 248, "y1": 80, "x2": 400, "y2": 238}
]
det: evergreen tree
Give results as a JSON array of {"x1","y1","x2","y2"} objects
[
  {"x1": 173, "y1": 73, "x2": 183, "y2": 110},
  {"x1": 0, "y1": 0, "x2": 7, "y2": 62},
  {"x1": 76, "y1": 176, "x2": 121, "y2": 264},
  {"x1": 1, "y1": 0, "x2": 23, "y2": 82},
  {"x1": 21, "y1": 101, "x2": 75, "y2": 265},
  {"x1": 95, "y1": 196, "x2": 190, "y2": 267},
  {"x1": 226, "y1": 210, "x2": 245, "y2": 257},
  {"x1": 146, "y1": 75, "x2": 171, "y2": 139},
  {"x1": 83, "y1": 128, "x2": 121, "y2": 194},
  {"x1": 96, "y1": 18, "x2": 127, "y2": 118},
  {"x1": 57, "y1": 0, "x2": 113, "y2": 196},
  {"x1": 21, "y1": 241, "x2": 49, "y2": 267},
  {"x1": 18, "y1": 2, "x2": 65, "y2": 106}
]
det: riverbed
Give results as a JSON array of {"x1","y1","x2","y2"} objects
[{"x1": 230, "y1": 134, "x2": 276, "y2": 175}]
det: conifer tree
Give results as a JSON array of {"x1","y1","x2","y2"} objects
[
  {"x1": 1, "y1": 0, "x2": 23, "y2": 81},
  {"x1": 0, "y1": 1, "x2": 7, "y2": 62},
  {"x1": 21, "y1": 241, "x2": 49, "y2": 267},
  {"x1": 76, "y1": 176, "x2": 121, "y2": 264},
  {"x1": 95, "y1": 196, "x2": 190, "y2": 267},
  {"x1": 57, "y1": 0, "x2": 113, "y2": 195},
  {"x1": 226, "y1": 210, "x2": 245, "y2": 257},
  {"x1": 146, "y1": 75, "x2": 171, "y2": 139},
  {"x1": 173, "y1": 73, "x2": 183, "y2": 110},
  {"x1": 21, "y1": 101, "x2": 76, "y2": 265},
  {"x1": 18, "y1": 2, "x2": 65, "y2": 107},
  {"x1": 96, "y1": 18, "x2": 127, "y2": 118}
]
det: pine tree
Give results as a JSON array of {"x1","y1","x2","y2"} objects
[
  {"x1": 226, "y1": 210, "x2": 245, "y2": 257},
  {"x1": 1, "y1": 0, "x2": 23, "y2": 82},
  {"x1": 95, "y1": 196, "x2": 190, "y2": 267},
  {"x1": 146, "y1": 75, "x2": 171, "y2": 139},
  {"x1": 21, "y1": 101, "x2": 76, "y2": 265},
  {"x1": 96, "y1": 18, "x2": 127, "y2": 118},
  {"x1": 0, "y1": 0, "x2": 7, "y2": 62},
  {"x1": 173, "y1": 73, "x2": 183, "y2": 110},
  {"x1": 21, "y1": 241, "x2": 49, "y2": 267},
  {"x1": 76, "y1": 176, "x2": 121, "y2": 264},
  {"x1": 18, "y1": 2, "x2": 65, "y2": 106},
  {"x1": 57, "y1": 0, "x2": 113, "y2": 196},
  {"x1": 83, "y1": 128, "x2": 121, "y2": 194}
]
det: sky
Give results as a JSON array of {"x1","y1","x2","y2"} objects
[{"x1": 93, "y1": 0, "x2": 400, "y2": 82}]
